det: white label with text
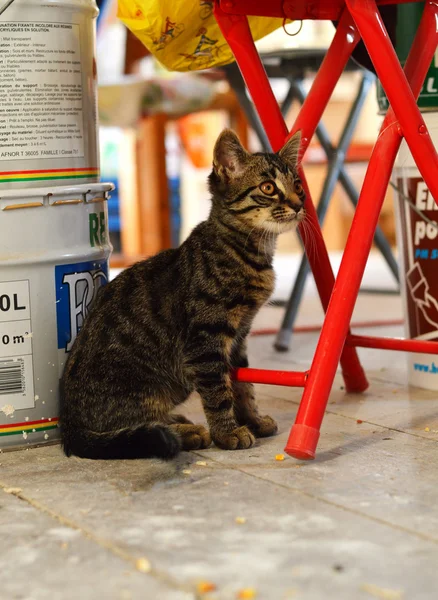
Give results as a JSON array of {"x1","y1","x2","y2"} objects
[
  {"x1": 0, "y1": 280, "x2": 34, "y2": 409},
  {"x1": 0, "y1": 21, "x2": 84, "y2": 160}
]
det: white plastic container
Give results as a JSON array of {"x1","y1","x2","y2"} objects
[
  {"x1": 0, "y1": 0, "x2": 99, "y2": 188},
  {"x1": 393, "y1": 113, "x2": 438, "y2": 390},
  {"x1": 0, "y1": 183, "x2": 112, "y2": 449}
]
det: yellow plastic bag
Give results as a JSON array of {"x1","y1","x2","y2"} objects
[{"x1": 117, "y1": 0, "x2": 283, "y2": 72}]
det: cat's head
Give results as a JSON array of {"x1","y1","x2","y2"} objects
[{"x1": 208, "y1": 129, "x2": 305, "y2": 233}]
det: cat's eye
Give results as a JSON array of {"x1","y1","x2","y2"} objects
[
  {"x1": 294, "y1": 181, "x2": 303, "y2": 194},
  {"x1": 260, "y1": 181, "x2": 276, "y2": 196}
]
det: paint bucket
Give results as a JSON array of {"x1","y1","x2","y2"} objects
[
  {"x1": 0, "y1": 183, "x2": 113, "y2": 449},
  {"x1": 393, "y1": 113, "x2": 438, "y2": 390},
  {"x1": 0, "y1": 0, "x2": 99, "y2": 188}
]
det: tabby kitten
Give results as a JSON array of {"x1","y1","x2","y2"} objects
[{"x1": 60, "y1": 129, "x2": 305, "y2": 460}]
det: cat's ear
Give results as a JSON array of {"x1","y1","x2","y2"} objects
[
  {"x1": 213, "y1": 129, "x2": 249, "y2": 179},
  {"x1": 278, "y1": 130, "x2": 302, "y2": 167}
]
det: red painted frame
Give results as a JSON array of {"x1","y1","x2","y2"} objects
[
  {"x1": 215, "y1": 0, "x2": 438, "y2": 460},
  {"x1": 219, "y1": 0, "x2": 423, "y2": 20}
]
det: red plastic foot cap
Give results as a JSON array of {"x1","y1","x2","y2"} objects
[{"x1": 285, "y1": 424, "x2": 320, "y2": 460}]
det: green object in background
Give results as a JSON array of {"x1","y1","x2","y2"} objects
[{"x1": 376, "y1": 2, "x2": 438, "y2": 113}]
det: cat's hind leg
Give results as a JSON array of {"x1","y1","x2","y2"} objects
[
  {"x1": 167, "y1": 413, "x2": 194, "y2": 425},
  {"x1": 169, "y1": 423, "x2": 211, "y2": 450},
  {"x1": 62, "y1": 389, "x2": 184, "y2": 460},
  {"x1": 163, "y1": 402, "x2": 211, "y2": 450},
  {"x1": 61, "y1": 421, "x2": 182, "y2": 460},
  {"x1": 166, "y1": 421, "x2": 211, "y2": 450}
]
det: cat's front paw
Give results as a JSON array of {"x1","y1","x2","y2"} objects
[
  {"x1": 249, "y1": 415, "x2": 278, "y2": 438},
  {"x1": 212, "y1": 426, "x2": 256, "y2": 450}
]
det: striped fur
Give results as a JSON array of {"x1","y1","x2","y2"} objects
[{"x1": 60, "y1": 129, "x2": 305, "y2": 459}]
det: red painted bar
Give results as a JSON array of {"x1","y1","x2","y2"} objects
[
  {"x1": 347, "y1": 335, "x2": 438, "y2": 355},
  {"x1": 285, "y1": 1, "x2": 438, "y2": 460},
  {"x1": 233, "y1": 368, "x2": 308, "y2": 387},
  {"x1": 220, "y1": 0, "x2": 423, "y2": 19},
  {"x1": 216, "y1": 0, "x2": 438, "y2": 462},
  {"x1": 347, "y1": 0, "x2": 438, "y2": 205}
]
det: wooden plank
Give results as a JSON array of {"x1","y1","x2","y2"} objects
[
  {"x1": 117, "y1": 129, "x2": 142, "y2": 258},
  {"x1": 136, "y1": 115, "x2": 171, "y2": 256}
]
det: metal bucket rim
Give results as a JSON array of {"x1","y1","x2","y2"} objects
[{"x1": 0, "y1": 182, "x2": 114, "y2": 199}]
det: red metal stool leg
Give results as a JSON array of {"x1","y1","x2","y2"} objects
[
  {"x1": 291, "y1": 11, "x2": 367, "y2": 393},
  {"x1": 214, "y1": 5, "x2": 291, "y2": 150},
  {"x1": 347, "y1": 0, "x2": 438, "y2": 202},
  {"x1": 214, "y1": 6, "x2": 368, "y2": 393},
  {"x1": 285, "y1": 1, "x2": 438, "y2": 460}
]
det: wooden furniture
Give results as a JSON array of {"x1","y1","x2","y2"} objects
[{"x1": 107, "y1": 29, "x2": 249, "y2": 267}]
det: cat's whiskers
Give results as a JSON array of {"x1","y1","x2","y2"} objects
[
  {"x1": 244, "y1": 221, "x2": 262, "y2": 252},
  {"x1": 305, "y1": 213, "x2": 323, "y2": 241},
  {"x1": 257, "y1": 218, "x2": 270, "y2": 259},
  {"x1": 267, "y1": 221, "x2": 279, "y2": 261},
  {"x1": 266, "y1": 228, "x2": 274, "y2": 263},
  {"x1": 260, "y1": 227, "x2": 269, "y2": 262},
  {"x1": 299, "y1": 218, "x2": 313, "y2": 261},
  {"x1": 265, "y1": 227, "x2": 273, "y2": 262},
  {"x1": 301, "y1": 216, "x2": 320, "y2": 263},
  {"x1": 306, "y1": 220, "x2": 317, "y2": 262},
  {"x1": 270, "y1": 223, "x2": 280, "y2": 264},
  {"x1": 306, "y1": 215, "x2": 324, "y2": 262}
]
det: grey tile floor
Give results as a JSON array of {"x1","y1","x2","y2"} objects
[{"x1": 1, "y1": 294, "x2": 438, "y2": 600}]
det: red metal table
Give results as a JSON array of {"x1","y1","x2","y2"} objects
[{"x1": 215, "y1": 0, "x2": 438, "y2": 460}]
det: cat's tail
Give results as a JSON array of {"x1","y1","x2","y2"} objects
[{"x1": 61, "y1": 423, "x2": 181, "y2": 460}]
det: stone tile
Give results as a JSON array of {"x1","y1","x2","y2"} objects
[
  {"x1": 0, "y1": 483, "x2": 193, "y2": 600},
  {"x1": 1, "y1": 444, "x2": 438, "y2": 600},
  {"x1": 194, "y1": 394, "x2": 438, "y2": 542}
]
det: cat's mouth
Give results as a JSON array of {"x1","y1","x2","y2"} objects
[
  {"x1": 264, "y1": 217, "x2": 297, "y2": 234},
  {"x1": 270, "y1": 209, "x2": 306, "y2": 225},
  {"x1": 272, "y1": 212, "x2": 304, "y2": 224},
  {"x1": 274, "y1": 216, "x2": 297, "y2": 223}
]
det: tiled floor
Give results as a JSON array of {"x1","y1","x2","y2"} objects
[{"x1": 1, "y1": 275, "x2": 438, "y2": 600}]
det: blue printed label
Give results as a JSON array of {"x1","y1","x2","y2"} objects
[{"x1": 55, "y1": 260, "x2": 108, "y2": 354}]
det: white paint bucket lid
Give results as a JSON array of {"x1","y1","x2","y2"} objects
[
  {"x1": 0, "y1": 182, "x2": 114, "y2": 199},
  {"x1": 0, "y1": 182, "x2": 114, "y2": 210}
]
